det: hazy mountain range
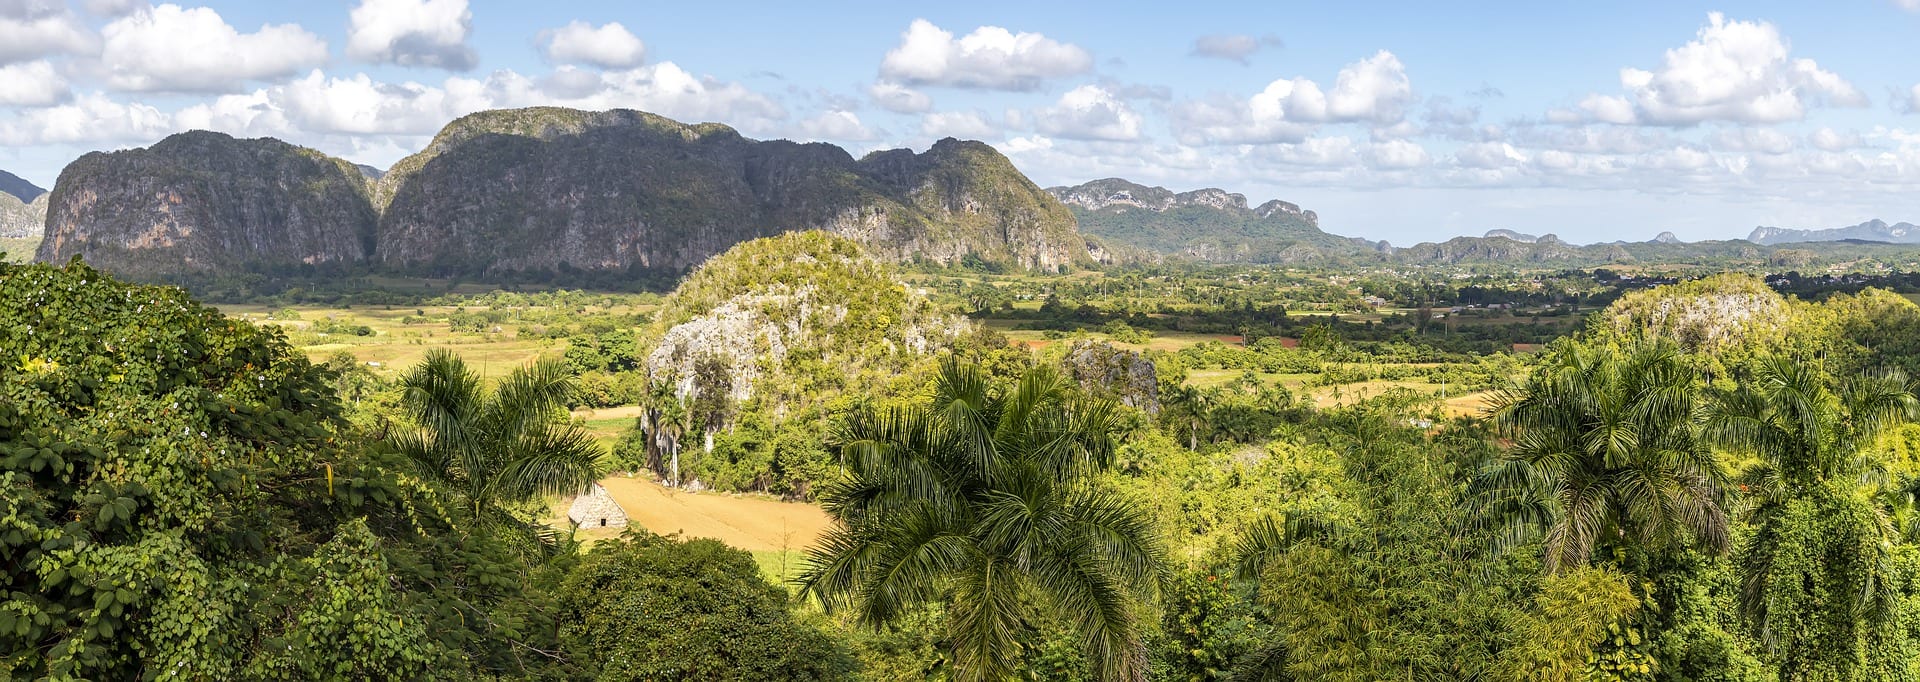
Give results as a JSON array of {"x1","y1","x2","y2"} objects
[{"x1": 12, "y1": 107, "x2": 1920, "y2": 278}]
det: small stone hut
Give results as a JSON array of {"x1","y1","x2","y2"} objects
[{"x1": 567, "y1": 483, "x2": 629, "y2": 529}]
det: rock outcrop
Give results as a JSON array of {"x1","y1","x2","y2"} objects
[
  {"x1": 0, "y1": 192, "x2": 47, "y2": 239},
  {"x1": 37, "y1": 108, "x2": 1084, "y2": 278},
  {"x1": 377, "y1": 107, "x2": 1082, "y2": 275},
  {"x1": 1061, "y1": 341, "x2": 1159, "y2": 415},
  {"x1": 36, "y1": 131, "x2": 378, "y2": 275},
  {"x1": 1044, "y1": 177, "x2": 1353, "y2": 263}
]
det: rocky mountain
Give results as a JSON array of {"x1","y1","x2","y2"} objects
[
  {"x1": 1653, "y1": 231, "x2": 1681, "y2": 244},
  {"x1": 378, "y1": 107, "x2": 1081, "y2": 275},
  {"x1": 0, "y1": 170, "x2": 45, "y2": 204},
  {"x1": 0, "y1": 192, "x2": 47, "y2": 239},
  {"x1": 1045, "y1": 178, "x2": 1369, "y2": 263},
  {"x1": 1483, "y1": 229, "x2": 1539, "y2": 243},
  {"x1": 1748, "y1": 219, "x2": 1920, "y2": 245},
  {"x1": 37, "y1": 131, "x2": 378, "y2": 275},
  {"x1": 37, "y1": 107, "x2": 1084, "y2": 279}
]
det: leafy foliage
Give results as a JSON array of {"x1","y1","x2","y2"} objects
[
  {"x1": 555, "y1": 531, "x2": 853, "y2": 681},
  {"x1": 800, "y1": 358, "x2": 1167, "y2": 681}
]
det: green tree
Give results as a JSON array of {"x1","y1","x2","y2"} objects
[
  {"x1": 556, "y1": 531, "x2": 852, "y2": 681},
  {"x1": 1484, "y1": 341, "x2": 1730, "y2": 573},
  {"x1": 800, "y1": 358, "x2": 1167, "y2": 681},
  {"x1": 1705, "y1": 357, "x2": 1918, "y2": 680},
  {"x1": 392, "y1": 349, "x2": 605, "y2": 535}
]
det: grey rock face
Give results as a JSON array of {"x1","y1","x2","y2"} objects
[
  {"x1": 378, "y1": 108, "x2": 1082, "y2": 275},
  {"x1": 37, "y1": 131, "x2": 377, "y2": 275},
  {"x1": 1061, "y1": 340, "x2": 1160, "y2": 415}
]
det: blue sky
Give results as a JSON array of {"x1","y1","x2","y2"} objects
[{"x1": 3, "y1": 0, "x2": 1920, "y2": 244}]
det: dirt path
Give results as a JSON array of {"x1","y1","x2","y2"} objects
[{"x1": 594, "y1": 476, "x2": 833, "y2": 552}]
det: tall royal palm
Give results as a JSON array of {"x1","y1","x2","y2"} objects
[
  {"x1": 393, "y1": 349, "x2": 605, "y2": 533},
  {"x1": 1483, "y1": 341, "x2": 1729, "y2": 573},
  {"x1": 1704, "y1": 356, "x2": 1916, "y2": 662},
  {"x1": 800, "y1": 358, "x2": 1167, "y2": 682}
]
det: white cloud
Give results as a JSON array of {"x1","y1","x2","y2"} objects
[
  {"x1": 0, "y1": 2, "x2": 97, "y2": 64},
  {"x1": 0, "y1": 60, "x2": 69, "y2": 106},
  {"x1": 100, "y1": 4, "x2": 327, "y2": 92},
  {"x1": 1453, "y1": 141, "x2": 1529, "y2": 169},
  {"x1": 1580, "y1": 13, "x2": 1865, "y2": 125},
  {"x1": 1367, "y1": 138, "x2": 1429, "y2": 168},
  {"x1": 1190, "y1": 34, "x2": 1282, "y2": 65},
  {"x1": 1710, "y1": 127, "x2": 1794, "y2": 154},
  {"x1": 0, "y1": 92, "x2": 172, "y2": 145},
  {"x1": 796, "y1": 110, "x2": 872, "y2": 141},
  {"x1": 1908, "y1": 84, "x2": 1920, "y2": 113},
  {"x1": 1032, "y1": 85, "x2": 1142, "y2": 141},
  {"x1": 868, "y1": 81, "x2": 931, "y2": 113},
  {"x1": 1808, "y1": 127, "x2": 1859, "y2": 151},
  {"x1": 921, "y1": 111, "x2": 996, "y2": 138},
  {"x1": 541, "y1": 21, "x2": 646, "y2": 69},
  {"x1": 1171, "y1": 50, "x2": 1413, "y2": 145},
  {"x1": 347, "y1": 0, "x2": 475, "y2": 70},
  {"x1": 82, "y1": 0, "x2": 145, "y2": 16},
  {"x1": 174, "y1": 62, "x2": 786, "y2": 140},
  {"x1": 879, "y1": 19, "x2": 1092, "y2": 91},
  {"x1": 1897, "y1": 0, "x2": 1920, "y2": 11}
]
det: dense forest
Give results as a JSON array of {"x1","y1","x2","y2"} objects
[{"x1": 10, "y1": 237, "x2": 1920, "y2": 680}]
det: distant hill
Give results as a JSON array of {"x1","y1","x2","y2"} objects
[
  {"x1": 40, "y1": 107, "x2": 1087, "y2": 279},
  {"x1": 0, "y1": 192, "x2": 47, "y2": 239},
  {"x1": 1045, "y1": 178, "x2": 1378, "y2": 263},
  {"x1": 1483, "y1": 229, "x2": 1539, "y2": 243},
  {"x1": 0, "y1": 169, "x2": 44, "y2": 203},
  {"x1": 37, "y1": 131, "x2": 378, "y2": 275},
  {"x1": 1749, "y1": 219, "x2": 1920, "y2": 245}
]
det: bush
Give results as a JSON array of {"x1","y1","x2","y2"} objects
[{"x1": 555, "y1": 531, "x2": 853, "y2": 681}]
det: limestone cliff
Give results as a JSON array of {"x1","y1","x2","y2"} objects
[
  {"x1": 0, "y1": 193, "x2": 46, "y2": 239},
  {"x1": 377, "y1": 107, "x2": 1083, "y2": 275},
  {"x1": 1044, "y1": 177, "x2": 1353, "y2": 263},
  {"x1": 36, "y1": 132, "x2": 377, "y2": 275}
]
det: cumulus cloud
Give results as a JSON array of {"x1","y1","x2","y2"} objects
[
  {"x1": 868, "y1": 81, "x2": 932, "y2": 113},
  {"x1": 99, "y1": 4, "x2": 327, "y2": 92},
  {"x1": 1908, "y1": 84, "x2": 1920, "y2": 113},
  {"x1": 1808, "y1": 127, "x2": 1859, "y2": 151},
  {"x1": 1574, "y1": 13, "x2": 1865, "y2": 125},
  {"x1": 0, "y1": 60, "x2": 69, "y2": 106},
  {"x1": 0, "y1": 92, "x2": 171, "y2": 145},
  {"x1": 82, "y1": 0, "x2": 145, "y2": 16},
  {"x1": 1453, "y1": 141, "x2": 1529, "y2": 169},
  {"x1": 347, "y1": 0, "x2": 476, "y2": 70},
  {"x1": 170, "y1": 62, "x2": 786, "y2": 140},
  {"x1": 1032, "y1": 85, "x2": 1142, "y2": 141},
  {"x1": 1190, "y1": 33, "x2": 1282, "y2": 65},
  {"x1": 0, "y1": 1, "x2": 97, "y2": 64},
  {"x1": 879, "y1": 19, "x2": 1092, "y2": 90},
  {"x1": 1171, "y1": 50, "x2": 1413, "y2": 145},
  {"x1": 796, "y1": 110, "x2": 872, "y2": 141},
  {"x1": 1367, "y1": 138, "x2": 1429, "y2": 168},
  {"x1": 540, "y1": 21, "x2": 646, "y2": 69},
  {"x1": 921, "y1": 111, "x2": 996, "y2": 138}
]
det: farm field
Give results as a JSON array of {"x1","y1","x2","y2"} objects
[{"x1": 1, "y1": 236, "x2": 39, "y2": 263}]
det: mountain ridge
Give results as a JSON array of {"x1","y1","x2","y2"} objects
[
  {"x1": 39, "y1": 107, "x2": 1087, "y2": 278},
  {"x1": 1749, "y1": 219, "x2": 1919, "y2": 245}
]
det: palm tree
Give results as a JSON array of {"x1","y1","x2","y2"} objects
[
  {"x1": 799, "y1": 358, "x2": 1167, "y2": 682},
  {"x1": 1481, "y1": 341, "x2": 1730, "y2": 573},
  {"x1": 392, "y1": 349, "x2": 605, "y2": 534},
  {"x1": 1703, "y1": 356, "x2": 1916, "y2": 659}
]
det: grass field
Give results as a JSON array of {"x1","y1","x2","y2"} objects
[
  {"x1": 1, "y1": 236, "x2": 39, "y2": 264},
  {"x1": 223, "y1": 303, "x2": 568, "y2": 378}
]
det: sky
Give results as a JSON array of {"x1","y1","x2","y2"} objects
[{"x1": 3, "y1": 1, "x2": 1920, "y2": 244}]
